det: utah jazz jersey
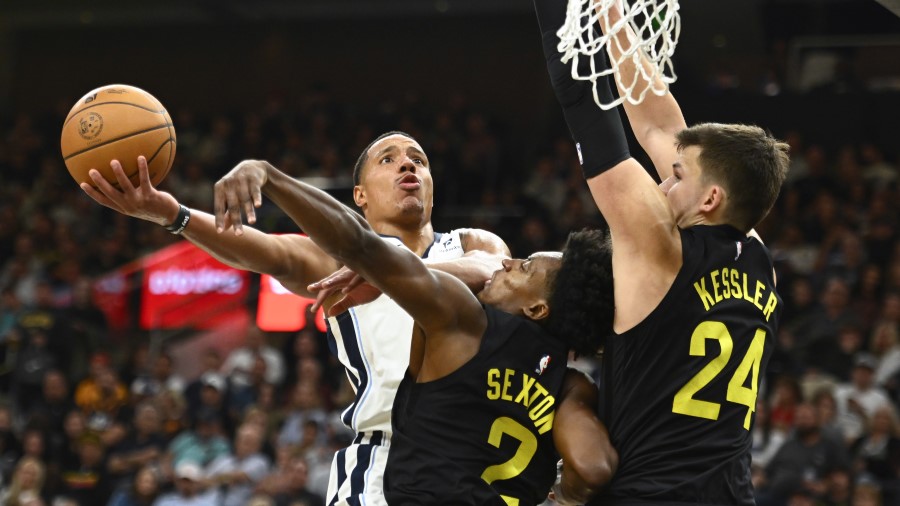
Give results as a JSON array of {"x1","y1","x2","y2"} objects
[
  {"x1": 384, "y1": 306, "x2": 568, "y2": 506},
  {"x1": 325, "y1": 231, "x2": 465, "y2": 506},
  {"x1": 593, "y1": 225, "x2": 781, "y2": 506}
]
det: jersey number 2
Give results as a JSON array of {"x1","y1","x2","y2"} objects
[
  {"x1": 672, "y1": 321, "x2": 765, "y2": 430},
  {"x1": 481, "y1": 416, "x2": 537, "y2": 506}
]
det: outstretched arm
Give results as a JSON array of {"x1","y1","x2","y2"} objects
[
  {"x1": 535, "y1": 0, "x2": 681, "y2": 331},
  {"x1": 81, "y1": 157, "x2": 340, "y2": 298},
  {"x1": 552, "y1": 369, "x2": 617, "y2": 504},
  {"x1": 240, "y1": 163, "x2": 486, "y2": 353},
  {"x1": 599, "y1": 1, "x2": 686, "y2": 180}
]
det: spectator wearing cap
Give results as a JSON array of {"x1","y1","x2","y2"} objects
[
  {"x1": 834, "y1": 353, "x2": 893, "y2": 443},
  {"x1": 153, "y1": 461, "x2": 216, "y2": 506},
  {"x1": 165, "y1": 407, "x2": 230, "y2": 472},
  {"x1": 220, "y1": 325, "x2": 284, "y2": 389},
  {"x1": 183, "y1": 349, "x2": 223, "y2": 416}
]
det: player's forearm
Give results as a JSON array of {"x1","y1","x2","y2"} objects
[
  {"x1": 261, "y1": 167, "x2": 374, "y2": 272},
  {"x1": 425, "y1": 252, "x2": 505, "y2": 294},
  {"x1": 601, "y1": 5, "x2": 685, "y2": 179},
  {"x1": 181, "y1": 211, "x2": 288, "y2": 278}
]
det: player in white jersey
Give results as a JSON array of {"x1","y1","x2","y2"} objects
[
  {"x1": 80, "y1": 131, "x2": 509, "y2": 506},
  {"x1": 324, "y1": 231, "x2": 465, "y2": 505}
]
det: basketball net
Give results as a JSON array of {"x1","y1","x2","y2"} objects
[{"x1": 556, "y1": 0, "x2": 681, "y2": 110}]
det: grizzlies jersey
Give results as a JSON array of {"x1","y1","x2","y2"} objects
[
  {"x1": 384, "y1": 306, "x2": 568, "y2": 506},
  {"x1": 592, "y1": 225, "x2": 781, "y2": 506},
  {"x1": 325, "y1": 231, "x2": 464, "y2": 506}
]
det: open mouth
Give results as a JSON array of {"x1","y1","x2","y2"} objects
[{"x1": 398, "y1": 174, "x2": 421, "y2": 191}]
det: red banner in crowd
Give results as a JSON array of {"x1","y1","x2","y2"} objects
[
  {"x1": 139, "y1": 241, "x2": 249, "y2": 329},
  {"x1": 257, "y1": 274, "x2": 327, "y2": 332}
]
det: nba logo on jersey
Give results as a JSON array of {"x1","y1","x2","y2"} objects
[
  {"x1": 576, "y1": 143, "x2": 584, "y2": 165},
  {"x1": 735, "y1": 241, "x2": 743, "y2": 260},
  {"x1": 535, "y1": 354, "x2": 551, "y2": 375}
]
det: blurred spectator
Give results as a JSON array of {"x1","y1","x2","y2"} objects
[
  {"x1": 204, "y1": 423, "x2": 269, "y2": 506},
  {"x1": 153, "y1": 461, "x2": 215, "y2": 506},
  {"x1": 73, "y1": 353, "x2": 128, "y2": 446},
  {"x1": 106, "y1": 402, "x2": 166, "y2": 491},
  {"x1": 0, "y1": 456, "x2": 46, "y2": 506},
  {"x1": 221, "y1": 325, "x2": 284, "y2": 389},
  {"x1": 106, "y1": 465, "x2": 160, "y2": 506},
  {"x1": 757, "y1": 403, "x2": 849, "y2": 506},
  {"x1": 834, "y1": 354, "x2": 893, "y2": 443},
  {"x1": 183, "y1": 350, "x2": 222, "y2": 415},
  {"x1": 166, "y1": 408, "x2": 229, "y2": 470},
  {"x1": 57, "y1": 431, "x2": 111, "y2": 506},
  {"x1": 27, "y1": 370, "x2": 74, "y2": 444},
  {"x1": 12, "y1": 329, "x2": 56, "y2": 414},
  {"x1": 850, "y1": 405, "x2": 900, "y2": 504},
  {"x1": 255, "y1": 453, "x2": 324, "y2": 506},
  {"x1": 276, "y1": 382, "x2": 328, "y2": 449}
]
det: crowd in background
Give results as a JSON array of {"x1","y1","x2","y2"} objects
[{"x1": 0, "y1": 85, "x2": 898, "y2": 506}]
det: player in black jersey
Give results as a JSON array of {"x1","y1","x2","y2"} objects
[
  {"x1": 217, "y1": 168, "x2": 618, "y2": 505},
  {"x1": 536, "y1": 0, "x2": 790, "y2": 504}
]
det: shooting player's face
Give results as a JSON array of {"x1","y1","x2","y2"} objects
[
  {"x1": 353, "y1": 135, "x2": 434, "y2": 224},
  {"x1": 478, "y1": 252, "x2": 561, "y2": 321}
]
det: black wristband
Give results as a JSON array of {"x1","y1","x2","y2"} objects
[
  {"x1": 164, "y1": 205, "x2": 191, "y2": 235},
  {"x1": 537, "y1": 4, "x2": 631, "y2": 180}
]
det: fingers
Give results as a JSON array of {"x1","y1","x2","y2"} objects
[
  {"x1": 110, "y1": 160, "x2": 136, "y2": 191},
  {"x1": 342, "y1": 274, "x2": 366, "y2": 294},
  {"x1": 79, "y1": 182, "x2": 117, "y2": 209},
  {"x1": 137, "y1": 156, "x2": 154, "y2": 189}
]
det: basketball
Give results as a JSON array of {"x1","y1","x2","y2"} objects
[{"x1": 60, "y1": 84, "x2": 176, "y2": 188}]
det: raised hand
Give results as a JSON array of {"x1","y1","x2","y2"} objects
[
  {"x1": 213, "y1": 159, "x2": 269, "y2": 235},
  {"x1": 80, "y1": 156, "x2": 180, "y2": 226}
]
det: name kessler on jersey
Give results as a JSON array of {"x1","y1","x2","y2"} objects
[
  {"x1": 486, "y1": 368, "x2": 556, "y2": 434},
  {"x1": 692, "y1": 266, "x2": 778, "y2": 321}
]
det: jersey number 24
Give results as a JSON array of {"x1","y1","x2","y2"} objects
[{"x1": 672, "y1": 321, "x2": 766, "y2": 430}]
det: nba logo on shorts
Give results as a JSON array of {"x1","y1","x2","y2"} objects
[{"x1": 576, "y1": 143, "x2": 584, "y2": 165}]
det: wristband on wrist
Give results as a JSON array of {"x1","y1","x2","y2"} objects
[{"x1": 164, "y1": 204, "x2": 191, "y2": 235}]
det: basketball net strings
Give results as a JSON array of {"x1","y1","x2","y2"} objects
[{"x1": 556, "y1": 0, "x2": 681, "y2": 110}]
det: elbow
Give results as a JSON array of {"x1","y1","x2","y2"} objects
[{"x1": 576, "y1": 449, "x2": 619, "y2": 493}]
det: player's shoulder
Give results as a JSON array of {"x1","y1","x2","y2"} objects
[{"x1": 454, "y1": 228, "x2": 510, "y2": 256}]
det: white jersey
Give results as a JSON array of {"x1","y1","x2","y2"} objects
[{"x1": 325, "y1": 231, "x2": 465, "y2": 506}]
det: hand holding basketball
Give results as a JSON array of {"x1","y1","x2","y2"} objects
[
  {"x1": 60, "y1": 84, "x2": 176, "y2": 188},
  {"x1": 80, "y1": 156, "x2": 181, "y2": 227}
]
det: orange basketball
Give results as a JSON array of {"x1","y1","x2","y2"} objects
[{"x1": 60, "y1": 84, "x2": 176, "y2": 188}]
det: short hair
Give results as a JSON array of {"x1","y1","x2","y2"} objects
[
  {"x1": 541, "y1": 229, "x2": 614, "y2": 357},
  {"x1": 352, "y1": 130, "x2": 416, "y2": 186},
  {"x1": 676, "y1": 123, "x2": 789, "y2": 232}
]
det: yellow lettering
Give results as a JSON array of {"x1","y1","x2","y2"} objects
[
  {"x1": 487, "y1": 369, "x2": 501, "y2": 400},
  {"x1": 742, "y1": 273, "x2": 753, "y2": 304},
  {"x1": 762, "y1": 291, "x2": 778, "y2": 321},
  {"x1": 529, "y1": 396, "x2": 555, "y2": 420},
  {"x1": 528, "y1": 383, "x2": 549, "y2": 407},
  {"x1": 693, "y1": 278, "x2": 715, "y2": 311},
  {"x1": 720, "y1": 269, "x2": 731, "y2": 299},
  {"x1": 753, "y1": 281, "x2": 765, "y2": 310},
  {"x1": 711, "y1": 270, "x2": 723, "y2": 303},
  {"x1": 534, "y1": 411, "x2": 554, "y2": 435},
  {"x1": 515, "y1": 375, "x2": 536, "y2": 407},
  {"x1": 501, "y1": 369, "x2": 514, "y2": 401},
  {"x1": 730, "y1": 269, "x2": 742, "y2": 299}
]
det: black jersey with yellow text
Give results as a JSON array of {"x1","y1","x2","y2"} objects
[
  {"x1": 384, "y1": 305, "x2": 569, "y2": 506},
  {"x1": 593, "y1": 225, "x2": 781, "y2": 506}
]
